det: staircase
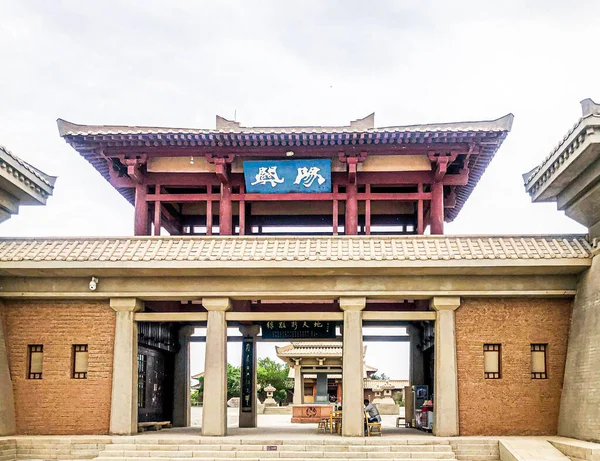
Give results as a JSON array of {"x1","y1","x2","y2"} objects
[
  {"x1": 450, "y1": 440, "x2": 500, "y2": 461},
  {"x1": 96, "y1": 438, "x2": 458, "y2": 461}
]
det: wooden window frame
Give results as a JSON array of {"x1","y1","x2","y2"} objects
[
  {"x1": 27, "y1": 344, "x2": 43, "y2": 379},
  {"x1": 531, "y1": 343, "x2": 548, "y2": 379},
  {"x1": 72, "y1": 344, "x2": 88, "y2": 379},
  {"x1": 483, "y1": 343, "x2": 502, "y2": 379}
]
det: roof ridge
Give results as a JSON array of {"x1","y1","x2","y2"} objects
[
  {"x1": 0, "y1": 145, "x2": 57, "y2": 187},
  {"x1": 57, "y1": 114, "x2": 514, "y2": 137}
]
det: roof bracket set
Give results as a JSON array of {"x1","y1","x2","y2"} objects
[
  {"x1": 124, "y1": 155, "x2": 147, "y2": 183},
  {"x1": 206, "y1": 154, "x2": 235, "y2": 185},
  {"x1": 428, "y1": 151, "x2": 458, "y2": 182},
  {"x1": 338, "y1": 151, "x2": 367, "y2": 184}
]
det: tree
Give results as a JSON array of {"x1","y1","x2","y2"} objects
[
  {"x1": 370, "y1": 372, "x2": 390, "y2": 380},
  {"x1": 257, "y1": 357, "x2": 290, "y2": 395},
  {"x1": 191, "y1": 363, "x2": 241, "y2": 403},
  {"x1": 274, "y1": 389, "x2": 287, "y2": 404},
  {"x1": 227, "y1": 363, "x2": 241, "y2": 398}
]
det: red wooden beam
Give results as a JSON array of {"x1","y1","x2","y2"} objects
[{"x1": 101, "y1": 143, "x2": 471, "y2": 158}]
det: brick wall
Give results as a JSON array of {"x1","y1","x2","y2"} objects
[
  {"x1": 1, "y1": 300, "x2": 115, "y2": 435},
  {"x1": 455, "y1": 297, "x2": 572, "y2": 436},
  {"x1": 558, "y1": 256, "x2": 600, "y2": 442}
]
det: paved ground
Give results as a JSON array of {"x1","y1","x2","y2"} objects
[{"x1": 189, "y1": 406, "x2": 425, "y2": 437}]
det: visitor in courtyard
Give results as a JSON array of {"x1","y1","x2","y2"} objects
[{"x1": 364, "y1": 398, "x2": 381, "y2": 431}]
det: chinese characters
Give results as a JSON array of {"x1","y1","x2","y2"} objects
[
  {"x1": 251, "y1": 166, "x2": 285, "y2": 187},
  {"x1": 244, "y1": 160, "x2": 331, "y2": 194}
]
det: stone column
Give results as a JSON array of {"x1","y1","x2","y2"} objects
[
  {"x1": 173, "y1": 325, "x2": 194, "y2": 427},
  {"x1": 109, "y1": 298, "x2": 143, "y2": 435},
  {"x1": 0, "y1": 305, "x2": 16, "y2": 436},
  {"x1": 340, "y1": 296, "x2": 366, "y2": 437},
  {"x1": 431, "y1": 296, "x2": 460, "y2": 437},
  {"x1": 316, "y1": 372, "x2": 328, "y2": 403},
  {"x1": 239, "y1": 324, "x2": 259, "y2": 428},
  {"x1": 202, "y1": 297, "x2": 231, "y2": 436},
  {"x1": 293, "y1": 360, "x2": 303, "y2": 405}
]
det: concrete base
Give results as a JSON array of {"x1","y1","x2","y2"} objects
[
  {"x1": 263, "y1": 398, "x2": 278, "y2": 407},
  {"x1": 376, "y1": 403, "x2": 400, "y2": 415},
  {"x1": 291, "y1": 404, "x2": 332, "y2": 423}
]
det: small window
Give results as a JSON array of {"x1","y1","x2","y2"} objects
[
  {"x1": 484, "y1": 344, "x2": 501, "y2": 379},
  {"x1": 72, "y1": 344, "x2": 89, "y2": 379},
  {"x1": 27, "y1": 345, "x2": 43, "y2": 379},
  {"x1": 531, "y1": 344, "x2": 548, "y2": 379}
]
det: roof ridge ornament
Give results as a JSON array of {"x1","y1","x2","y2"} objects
[{"x1": 580, "y1": 98, "x2": 600, "y2": 117}]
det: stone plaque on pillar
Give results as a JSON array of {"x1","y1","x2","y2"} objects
[
  {"x1": 241, "y1": 337, "x2": 254, "y2": 413},
  {"x1": 261, "y1": 321, "x2": 336, "y2": 339}
]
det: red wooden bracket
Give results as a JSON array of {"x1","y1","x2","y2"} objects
[
  {"x1": 124, "y1": 157, "x2": 147, "y2": 184},
  {"x1": 338, "y1": 151, "x2": 367, "y2": 184},
  {"x1": 205, "y1": 154, "x2": 234, "y2": 185}
]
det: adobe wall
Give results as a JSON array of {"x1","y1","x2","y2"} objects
[
  {"x1": 2, "y1": 300, "x2": 115, "y2": 435},
  {"x1": 558, "y1": 255, "x2": 600, "y2": 442},
  {"x1": 455, "y1": 297, "x2": 572, "y2": 436}
]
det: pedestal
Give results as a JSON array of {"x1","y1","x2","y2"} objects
[{"x1": 291, "y1": 404, "x2": 333, "y2": 423}]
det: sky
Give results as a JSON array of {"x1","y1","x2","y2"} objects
[{"x1": 1, "y1": 0, "x2": 598, "y2": 379}]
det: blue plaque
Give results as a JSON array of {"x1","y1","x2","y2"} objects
[{"x1": 243, "y1": 159, "x2": 332, "y2": 194}]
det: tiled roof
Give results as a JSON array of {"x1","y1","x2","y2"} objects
[
  {"x1": 0, "y1": 235, "x2": 591, "y2": 265},
  {"x1": 0, "y1": 145, "x2": 56, "y2": 200},
  {"x1": 57, "y1": 114, "x2": 513, "y2": 222},
  {"x1": 277, "y1": 342, "x2": 342, "y2": 357},
  {"x1": 364, "y1": 379, "x2": 409, "y2": 390},
  {"x1": 524, "y1": 98, "x2": 600, "y2": 197}
]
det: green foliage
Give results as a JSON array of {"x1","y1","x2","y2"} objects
[
  {"x1": 257, "y1": 357, "x2": 290, "y2": 392},
  {"x1": 227, "y1": 363, "x2": 241, "y2": 398},
  {"x1": 393, "y1": 391, "x2": 405, "y2": 406},
  {"x1": 370, "y1": 372, "x2": 390, "y2": 380},
  {"x1": 274, "y1": 389, "x2": 287, "y2": 403},
  {"x1": 190, "y1": 389, "x2": 200, "y2": 406}
]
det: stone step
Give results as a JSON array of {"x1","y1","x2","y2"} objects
[
  {"x1": 116, "y1": 440, "x2": 451, "y2": 446},
  {"x1": 98, "y1": 450, "x2": 456, "y2": 459},
  {"x1": 104, "y1": 445, "x2": 454, "y2": 453},
  {"x1": 455, "y1": 456, "x2": 499, "y2": 461},
  {"x1": 95, "y1": 458, "x2": 455, "y2": 461}
]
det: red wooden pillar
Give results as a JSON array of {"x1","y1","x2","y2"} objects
[
  {"x1": 206, "y1": 199, "x2": 213, "y2": 236},
  {"x1": 365, "y1": 184, "x2": 371, "y2": 235},
  {"x1": 134, "y1": 184, "x2": 149, "y2": 236},
  {"x1": 239, "y1": 183, "x2": 246, "y2": 236},
  {"x1": 430, "y1": 182, "x2": 444, "y2": 235},
  {"x1": 417, "y1": 184, "x2": 424, "y2": 235},
  {"x1": 345, "y1": 182, "x2": 358, "y2": 235},
  {"x1": 337, "y1": 383, "x2": 342, "y2": 403},
  {"x1": 220, "y1": 183, "x2": 233, "y2": 235}
]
